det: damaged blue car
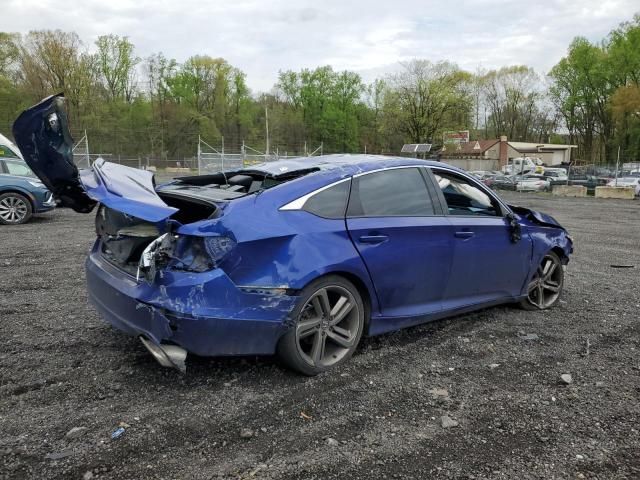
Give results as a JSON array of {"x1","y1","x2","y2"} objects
[{"x1": 13, "y1": 95, "x2": 573, "y2": 375}]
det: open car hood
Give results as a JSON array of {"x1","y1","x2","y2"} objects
[{"x1": 13, "y1": 94, "x2": 177, "y2": 222}]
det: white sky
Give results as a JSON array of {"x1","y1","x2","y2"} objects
[{"x1": 4, "y1": 0, "x2": 638, "y2": 92}]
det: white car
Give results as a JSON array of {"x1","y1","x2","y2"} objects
[
  {"x1": 607, "y1": 177, "x2": 640, "y2": 196},
  {"x1": 516, "y1": 174, "x2": 551, "y2": 192},
  {"x1": 543, "y1": 168, "x2": 568, "y2": 183}
]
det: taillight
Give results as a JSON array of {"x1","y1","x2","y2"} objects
[
  {"x1": 204, "y1": 236, "x2": 236, "y2": 264},
  {"x1": 169, "y1": 236, "x2": 215, "y2": 273}
]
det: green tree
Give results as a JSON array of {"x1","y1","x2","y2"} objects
[{"x1": 95, "y1": 34, "x2": 140, "y2": 102}]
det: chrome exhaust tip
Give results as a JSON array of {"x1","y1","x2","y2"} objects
[{"x1": 140, "y1": 336, "x2": 187, "y2": 373}]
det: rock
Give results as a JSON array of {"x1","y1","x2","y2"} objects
[
  {"x1": 576, "y1": 454, "x2": 584, "y2": 460},
  {"x1": 45, "y1": 450, "x2": 73, "y2": 460},
  {"x1": 488, "y1": 364, "x2": 500, "y2": 370},
  {"x1": 560, "y1": 374, "x2": 573, "y2": 385},
  {"x1": 65, "y1": 427, "x2": 87, "y2": 439},
  {"x1": 520, "y1": 333, "x2": 539, "y2": 341},
  {"x1": 83, "y1": 471, "x2": 94, "y2": 480},
  {"x1": 326, "y1": 437, "x2": 339, "y2": 447},
  {"x1": 440, "y1": 416, "x2": 459, "y2": 428},
  {"x1": 429, "y1": 388, "x2": 449, "y2": 398},
  {"x1": 240, "y1": 428, "x2": 254, "y2": 439}
]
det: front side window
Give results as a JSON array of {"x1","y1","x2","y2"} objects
[
  {"x1": 433, "y1": 170, "x2": 499, "y2": 217},
  {"x1": 347, "y1": 168, "x2": 435, "y2": 217}
]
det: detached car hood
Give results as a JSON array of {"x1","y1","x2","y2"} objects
[{"x1": 13, "y1": 94, "x2": 177, "y2": 222}]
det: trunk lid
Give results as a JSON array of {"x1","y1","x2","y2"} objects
[{"x1": 12, "y1": 94, "x2": 177, "y2": 222}]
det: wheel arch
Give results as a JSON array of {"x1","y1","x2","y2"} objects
[
  {"x1": 0, "y1": 188, "x2": 36, "y2": 209},
  {"x1": 550, "y1": 245, "x2": 568, "y2": 265},
  {"x1": 300, "y1": 270, "x2": 375, "y2": 336}
]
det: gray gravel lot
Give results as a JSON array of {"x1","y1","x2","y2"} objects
[{"x1": 1, "y1": 192, "x2": 639, "y2": 479}]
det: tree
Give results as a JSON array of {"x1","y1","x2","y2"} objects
[
  {"x1": 382, "y1": 60, "x2": 472, "y2": 146},
  {"x1": 0, "y1": 32, "x2": 20, "y2": 78},
  {"x1": 481, "y1": 66, "x2": 542, "y2": 141},
  {"x1": 95, "y1": 35, "x2": 139, "y2": 102}
]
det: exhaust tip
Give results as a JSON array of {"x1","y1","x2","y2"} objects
[{"x1": 140, "y1": 336, "x2": 187, "y2": 373}]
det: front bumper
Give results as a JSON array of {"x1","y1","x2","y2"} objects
[
  {"x1": 85, "y1": 242, "x2": 298, "y2": 357},
  {"x1": 34, "y1": 190, "x2": 56, "y2": 212}
]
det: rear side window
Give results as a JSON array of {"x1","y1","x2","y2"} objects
[
  {"x1": 347, "y1": 168, "x2": 435, "y2": 217},
  {"x1": 303, "y1": 180, "x2": 350, "y2": 218}
]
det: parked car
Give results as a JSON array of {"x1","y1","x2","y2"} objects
[
  {"x1": 0, "y1": 132, "x2": 24, "y2": 159},
  {"x1": 542, "y1": 168, "x2": 568, "y2": 185},
  {"x1": 606, "y1": 177, "x2": 640, "y2": 196},
  {"x1": 0, "y1": 156, "x2": 56, "y2": 224},
  {"x1": 489, "y1": 174, "x2": 517, "y2": 191},
  {"x1": 13, "y1": 94, "x2": 573, "y2": 375},
  {"x1": 567, "y1": 173, "x2": 606, "y2": 194},
  {"x1": 516, "y1": 174, "x2": 551, "y2": 192}
]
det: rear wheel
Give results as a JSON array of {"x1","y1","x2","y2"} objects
[
  {"x1": 277, "y1": 275, "x2": 365, "y2": 375},
  {"x1": 0, "y1": 193, "x2": 32, "y2": 225},
  {"x1": 520, "y1": 251, "x2": 564, "y2": 310}
]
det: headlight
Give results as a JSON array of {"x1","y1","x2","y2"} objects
[{"x1": 27, "y1": 180, "x2": 45, "y2": 188}]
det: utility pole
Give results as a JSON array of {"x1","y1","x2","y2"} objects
[
  {"x1": 265, "y1": 107, "x2": 270, "y2": 156},
  {"x1": 221, "y1": 136, "x2": 225, "y2": 171}
]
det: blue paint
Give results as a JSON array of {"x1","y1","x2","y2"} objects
[{"x1": 13, "y1": 95, "x2": 574, "y2": 364}]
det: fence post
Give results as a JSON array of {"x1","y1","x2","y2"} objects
[{"x1": 197, "y1": 135, "x2": 201, "y2": 175}]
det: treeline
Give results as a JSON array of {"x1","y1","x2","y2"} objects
[{"x1": 0, "y1": 14, "x2": 638, "y2": 163}]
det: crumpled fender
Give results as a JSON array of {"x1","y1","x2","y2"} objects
[{"x1": 509, "y1": 204, "x2": 566, "y2": 231}]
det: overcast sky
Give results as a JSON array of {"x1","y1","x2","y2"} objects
[{"x1": 4, "y1": 0, "x2": 638, "y2": 92}]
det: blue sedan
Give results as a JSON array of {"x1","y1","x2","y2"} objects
[
  {"x1": 0, "y1": 156, "x2": 56, "y2": 224},
  {"x1": 14, "y1": 95, "x2": 573, "y2": 375}
]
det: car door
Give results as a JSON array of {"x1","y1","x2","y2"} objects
[
  {"x1": 345, "y1": 167, "x2": 453, "y2": 318},
  {"x1": 429, "y1": 167, "x2": 532, "y2": 310}
]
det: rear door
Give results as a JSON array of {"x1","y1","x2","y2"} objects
[
  {"x1": 430, "y1": 167, "x2": 532, "y2": 309},
  {"x1": 345, "y1": 167, "x2": 453, "y2": 318}
]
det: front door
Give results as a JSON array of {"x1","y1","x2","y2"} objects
[
  {"x1": 430, "y1": 168, "x2": 532, "y2": 310},
  {"x1": 346, "y1": 167, "x2": 454, "y2": 318}
]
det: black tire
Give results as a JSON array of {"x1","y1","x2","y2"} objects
[
  {"x1": 520, "y1": 251, "x2": 564, "y2": 311},
  {"x1": 0, "y1": 192, "x2": 33, "y2": 225},
  {"x1": 277, "y1": 275, "x2": 365, "y2": 376}
]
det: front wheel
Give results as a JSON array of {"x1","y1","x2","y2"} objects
[
  {"x1": 0, "y1": 193, "x2": 33, "y2": 225},
  {"x1": 277, "y1": 275, "x2": 365, "y2": 375},
  {"x1": 520, "y1": 251, "x2": 564, "y2": 310}
]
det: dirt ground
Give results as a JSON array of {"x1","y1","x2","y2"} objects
[{"x1": 1, "y1": 192, "x2": 639, "y2": 480}]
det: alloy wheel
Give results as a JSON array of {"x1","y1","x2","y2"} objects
[
  {"x1": 0, "y1": 195, "x2": 29, "y2": 224},
  {"x1": 526, "y1": 254, "x2": 563, "y2": 309},
  {"x1": 295, "y1": 285, "x2": 360, "y2": 368}
]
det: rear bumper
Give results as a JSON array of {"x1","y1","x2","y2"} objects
[{"x1": 85, "y1": 242, "x2": 297, "y2": 357}]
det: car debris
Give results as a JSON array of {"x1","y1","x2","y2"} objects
[{"x1": 111, "y1": 427, "x2": 126, "y2": 440}]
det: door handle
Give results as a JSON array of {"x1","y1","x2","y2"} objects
[
  {"x1": 454, "y1": 231, "x2": 475, "y2": 239},
  {"x1": 359, "y1": 235, "x2": 389, "y2": 244}
]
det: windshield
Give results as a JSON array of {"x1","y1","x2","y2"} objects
[{"x1": 4, "y1": 159, "x2": 35, "y2": 177}]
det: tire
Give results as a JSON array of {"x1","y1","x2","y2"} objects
[
  {"x1": 0, "y1": 192, "x2": 33, "y2": 225},
  {"x1": 520, "y1": 251, "x2": 564, "y2": 311},
  {"x1": 277, "y1": 275, "x2": 365, "y2": 376}
]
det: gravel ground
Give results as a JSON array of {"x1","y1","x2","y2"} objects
[{"x1": 1, "y1": 192, "x2": 639, "y2": 480}]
